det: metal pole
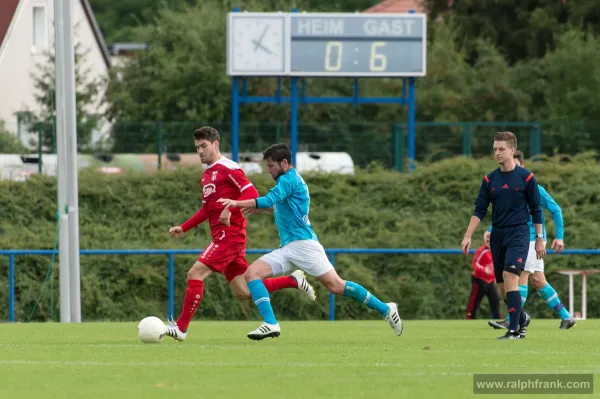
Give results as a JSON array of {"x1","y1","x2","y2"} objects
[
  {"x1": 328, "y1": 253, "x2": 335, "y2": 321},
  {"x1": 290, "y1": 8, "x2": 299, "y2": 166},
  {"x1": 62, "y1": 0, "x2": 82, "y2": 323},
  {"x1": 231, "y1": 76, "x2": 239, "y2": 162},
  {"x1": 54, "y1": 0, "x2": 71, "y2": 322},
  {"x1": 568, "y1": 274, "x2": 574, "y2": 318},
  {"x1": 581, "y1": 274, "x2": 587, "y2": 320},
  {"x1": 407, "y1": 77, "x2": 416, "y2": 171},
  {"x1": 168, "y1": 253, "x2": 175, "y2": 319},
  {"x1": 290, "y1": 77, "x2": 298, "y2": 166},
  {"x1": 9, "y1": 254, "x2": 15, "y2": 322}
]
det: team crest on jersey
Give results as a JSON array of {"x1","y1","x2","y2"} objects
[
  {"x1": 203, "y1": 183, "x2": 216, "y2": 197},
  {"x1": 212, "y1": 171, "x2": 218, "y2": 181}
]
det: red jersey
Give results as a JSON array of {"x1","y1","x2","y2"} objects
[
  {"x1": 472, "y1": 245, "x2": 495, "y2": 284},
  {"x1": 181, "y1": 157, "x2": 258, "y2": 242}
]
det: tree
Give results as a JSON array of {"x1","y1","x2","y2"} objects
[
  {"x1": 18, "y1": 42, "x2": 104, "y2": 152},
  {"x1": 0, "y1": 120, "x2": 28, "y2": 153}
]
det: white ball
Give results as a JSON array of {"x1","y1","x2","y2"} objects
[{"x1": 137, "y1": 316, "x2": 166, "y2": 343}]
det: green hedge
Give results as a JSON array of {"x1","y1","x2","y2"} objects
[{"x1": 1, "y1": 155, "x2": 599, "y2": 322}]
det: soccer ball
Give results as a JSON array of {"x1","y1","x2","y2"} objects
[{"x1": 137, "y1": 316, "x2": 166, "y2": 343}]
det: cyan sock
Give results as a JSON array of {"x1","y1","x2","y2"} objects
[
  {"x1": 537, "y1": 283, "x2": 571, "y2": 320},
  {"x1": 343, "y1": 281, "x2": 390, "y2": 317},
  {"x1": 519, "y1": 284, "x2": 528, "y2": 307},
  {"x1": 247, "y1": 279, "x2": 278, "y2": 325}
]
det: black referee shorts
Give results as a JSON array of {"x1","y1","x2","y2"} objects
[{"x1": 489, "y1": 224, "x2": 530, "y2": 283}]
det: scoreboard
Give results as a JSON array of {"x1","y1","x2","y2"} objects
[{"x1": 227, "y1": 12, "x2": 426, "y2": 77}]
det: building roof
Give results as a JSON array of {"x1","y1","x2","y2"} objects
[
  {"x1": 364, "y1": 0, "x2": 426, "y2": 14},
  {"x1": 0, "y1": 0, "x2": 20, "y2": 48},
  {"x1": 0, "y1": 0, "x2": 110, "y2": 67}
]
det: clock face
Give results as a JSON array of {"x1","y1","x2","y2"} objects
[{"x1": 230, "y1": 16, "x2": 286, "y2": 75}]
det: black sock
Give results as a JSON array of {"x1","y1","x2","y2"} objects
[{"x1": 506, "y1": 290, "x2": 522, "y2": 332}]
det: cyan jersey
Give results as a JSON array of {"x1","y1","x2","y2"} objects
[
  {"x1": 256, "y1": 168, "x2": 318, "y2": 247},
  {"x1": 488, "y1": 185, "x2": 564, "y2": 241}
]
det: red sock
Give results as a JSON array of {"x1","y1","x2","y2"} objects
[
  {"x1": 262, "y1": 276, "x2": 298, "y2": 294},
  {"x1": 176, "y1": 279, "x2": 204, "y2": 332}
]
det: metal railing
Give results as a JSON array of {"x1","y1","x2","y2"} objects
[{"x1": 2, "y1": 248, "x2": 600, "y2": 322}]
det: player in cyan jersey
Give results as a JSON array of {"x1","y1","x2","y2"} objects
[
  {"x1": 485, "y1": 150, "x2": 576, "y2": 330},
  {"x1": 218, "y1": 143, "x2": 403, "y2": 340}
]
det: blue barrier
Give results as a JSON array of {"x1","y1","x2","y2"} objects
[{"x1": 2, "y1": 248, "x2": 600, "y2": 323}]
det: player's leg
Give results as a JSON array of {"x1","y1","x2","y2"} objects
[
  {"x1": 226, "y1": 254, "x2": 315, "y2": 301},
  {"x1": 518, "y1": 240, "x2": 539, "y2": 311},
  {"x1": 498, "y1": 227, "x2": 530, "y2": 339},
  {"x1": 488, "y1": 230, "x2": 510, "y2": 329},
  {"x1": 532, "y1": 271, "x2": 576, "y2": 329},
  {"x1": 316, "y1": 269, "x2": 402, "y2": 336},
  {"x1": 466, "y1": 276, "x2": 484, "y2": 319},
  {"x1": 285, "y1": 240, "x2": 402, "y2": 336},
  {"x1": 487, "y1": 282, "x2": 502, "y2": 319},
  {"x1": 243, "y1": 248, "x2": 293, "y2": 340},
  {"x1": 166, "y1": 260, "x2": 213, "y2": 341}
]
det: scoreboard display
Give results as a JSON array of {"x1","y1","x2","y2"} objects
[{"x1": 227, "y1": 12, "x2": 426, "y2": 77}]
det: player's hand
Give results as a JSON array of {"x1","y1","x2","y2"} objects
[
  {"x1": 169, "y1": 226, "x2": 184, "y2": 238},
  {"x1": 461, "y1": 236, "x2": 471, "y2": 255},
  {"x1": 483, "y1": 231, "x2": 491, "y2": 247},
  {"x1": 551, "y1": 239, "x2": 565, "y2": 253},
  {"x1": 217, "y1": 198, "x2": 237, "y2": 208},
  {"x1": 242, "y1": 207, "x2": 262, "y2": 216},
  {"x1": 535, "y1": 238, "x2": 546, "y2": 259},
  {"x1": 219, "y1": 208, "x2": 231, "y2": 227}
]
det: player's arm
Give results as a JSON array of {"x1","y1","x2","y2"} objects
[
  {"x1": 219, "y1": 176, "x2": 292, "y2": 209},
  {"x1": 525, "y1": 174, "x2": 545, "y2": 258},
  {"x1": 170, "y1": 204, "x2": 209, "y2": 237},
  {"x1": 218, "y1": 169, "x2": 260, "y2": 226},
  {"x1": 228, "y1": 169, "x2": 260, "y2": 202},
  {"x1": 462, "y1": 178, "x2": 491, "y2": 254},
  {"x1": 539, "y1": 186, "x2": 565, "y2": 252}
]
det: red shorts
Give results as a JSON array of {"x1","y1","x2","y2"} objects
[{"x1": 198, "y1": 240, "x2": 248, "y2": 282}]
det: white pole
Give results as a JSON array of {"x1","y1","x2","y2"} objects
[
  {"x1": 60, "y1": 0, "x2": 82, "y2": 323},
  {"x1": 54, "y1": 0, "x2": 71, "y2": 322},
  {"x1": 568, "y1": 273, "x2": 574, "y2": 319},
  {"x1": 581, "y1": 274, "x2": 587, "y2": 320}
]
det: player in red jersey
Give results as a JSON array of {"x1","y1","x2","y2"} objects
[
  {"x1": 466, "y1": 243, "x2": 501, "y2": 320},
  {"x1": 165, "y1": 127, "x2": 315, "y2": 341}
]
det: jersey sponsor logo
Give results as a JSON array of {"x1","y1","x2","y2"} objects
[
  {"x1": 203, "y1": 183, "x2": 217, "y2": 197},
  {"x1": 212, "y1": 171, "x2": 218, "y2": 181},
  {"x1": 502, "y1": 184, "x2": 509, "y2": 189}
]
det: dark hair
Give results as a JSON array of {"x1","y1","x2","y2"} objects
[
  {"x1": 193, "y1": 126, "x2": 220, "y2": 142},
  {"x1": 263, "y1": 143, "x2": 292, "y2": 163},
  {"x1": 494, "y1": 131, "x2": 517, "y2": 149},
  {"x1": 513, "y1": 150, "x2": 525, "y2": 165}
]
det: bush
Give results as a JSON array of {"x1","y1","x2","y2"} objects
[{"x1": 1, "y1": 155, "x2": 599, "y2": 321}]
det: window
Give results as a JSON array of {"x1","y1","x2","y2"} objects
[{"x1": 32, "y1": 6, "x2": 47, "y2": 51}]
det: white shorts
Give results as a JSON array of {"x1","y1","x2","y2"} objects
[
  {"x1": 524, "y1": 240, "x2": 546, "y2": 273},
  {"x1": 260, "y1": 240, "x2": 334, "y2": 277}
]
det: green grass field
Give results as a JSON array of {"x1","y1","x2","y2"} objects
[{"x1": 0, "y1": 320, "x2": 598, "y2": 399}]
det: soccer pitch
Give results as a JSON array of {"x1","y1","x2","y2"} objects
[{"x1": 0, "y1": 320, "x2": 598, "y2": 398}]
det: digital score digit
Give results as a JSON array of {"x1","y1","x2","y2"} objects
[{"x1": 290, "y1": 14, "x2": 426, "y2": 77}]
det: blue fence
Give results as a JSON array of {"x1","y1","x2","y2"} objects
[{"x1": 2, "y1": 248, "x2": 600, "y2": 323}]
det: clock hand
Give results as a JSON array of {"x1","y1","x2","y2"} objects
[
  {"x1": 253, "y1": 25, "x2": 270, "y2": 51},
  {"x1": 251, "y1": 40, "x2": 276, "y2": 56}
]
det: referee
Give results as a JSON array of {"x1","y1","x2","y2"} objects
[{"x1": 461, "y1": 132, "x2": 545, "y2": 340}]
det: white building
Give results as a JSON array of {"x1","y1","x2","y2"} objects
[{"x1": 0, "y1": 0, "x2": 110, "y2": 147}]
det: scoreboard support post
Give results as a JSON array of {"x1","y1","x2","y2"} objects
[{"x1": 228, "y1": 9, "x2": 426, "y2": 171}]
